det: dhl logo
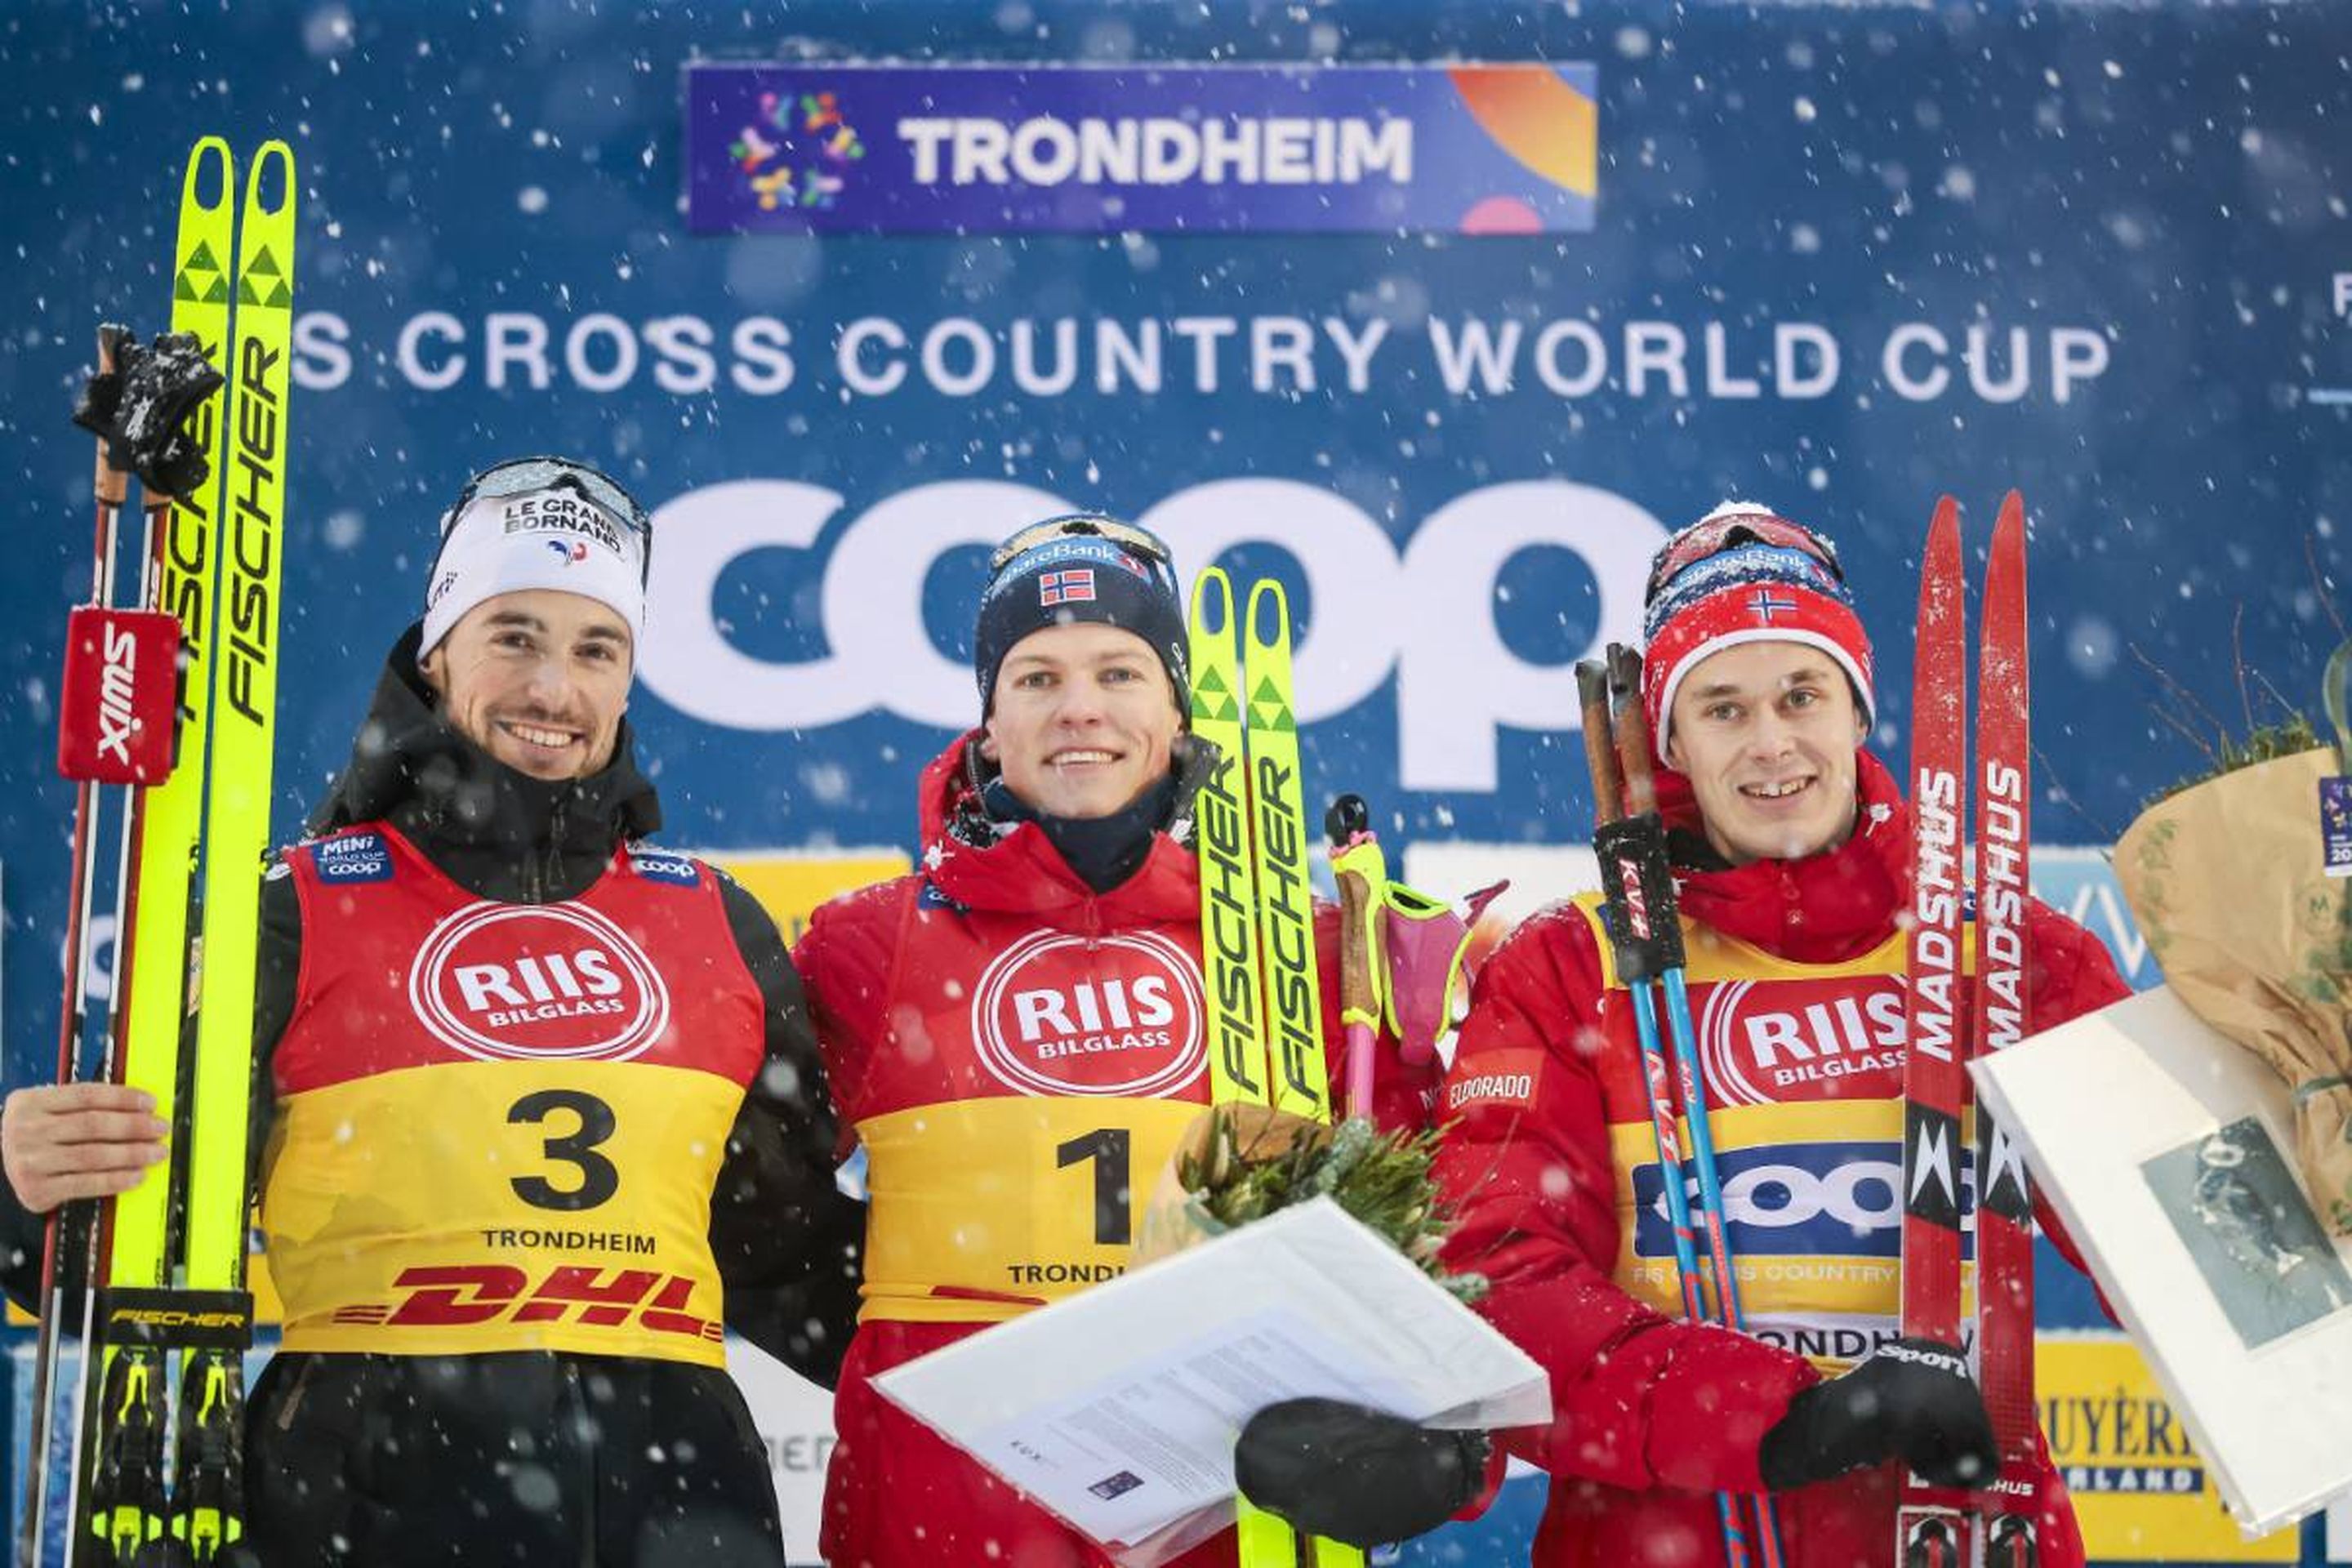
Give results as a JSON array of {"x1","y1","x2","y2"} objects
[{"x1": 332, "y1": 1264, "x2": 720, "y2": 1342}]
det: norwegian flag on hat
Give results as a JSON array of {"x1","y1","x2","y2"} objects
[{"x1": 1038, "y1": 568, "x2": 1097, "y2": 607}]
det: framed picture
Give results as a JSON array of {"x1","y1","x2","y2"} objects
[{"x1": 1974, "y1": 986, "x2": 2352, "y2": 1536}]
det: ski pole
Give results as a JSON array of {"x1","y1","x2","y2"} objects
[
  {"x1": 21, "y1": 332, "x2": 130, "y2": 1568},
  {"x1": 1605, "y1": 642, "x2": 1788, "y2": 1568},
  {"x1": 24, "y1": 322, "x2": 207, "y2": 1568},
  {"x1": 82, "y1": 462, "x2": 176, "y2": 1568},
  {"x1": 1576, "y1": 657, "x2": 1761, "y2": 1568},
  {"x1": 1324, "y1": 794, "x2": 1386, "y2": 1120},
  {"x1": 1575, "y1": 659, "x2": 1707, "y2": 1326}
]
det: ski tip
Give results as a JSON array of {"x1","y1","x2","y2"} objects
[
  {"x1": 1244, "y1": 576, "x2": 1290, "y2": 652},
  {"x1": 247, "y1": 140, "x2": 297, "y2": 218},
  {"x1": 1575, "y1": 658, "x2": 1609, "y2": 708},
  {"x1": 183, "y1": 139, "x2": 234, "y2": 216},
  {"x1": 1984, "y1": 490, "x2": 2029, "y2": 621},
  {"x1": 1187, "y1": 565, "x2": 1233, "y2": 634},
  {"x1": 1995, "y1": 489, "x2": 2026, "y2": 539},
  {"x1": 1605, "y1": 643, "x2": 1643, "y2": 711},
  {"x1": 1928, "y1": 494, "x2": 1962, "y2": 540}
]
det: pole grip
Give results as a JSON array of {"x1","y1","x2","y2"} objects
[
  {"x1": 1608, "y1": 644, "x2": 1659, "y2": 818},
  {"x1": 1577, "y1": 659, "x2": 1624, "y2": 823}
]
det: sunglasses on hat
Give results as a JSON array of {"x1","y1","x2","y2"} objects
[
  {"x1": 987, "y1": 514, "x2": 1173, "y2": 577},
  {"x1": 1644, "y1": 511, "x2": 1843, "y2": 604},
  {"x1": 434, "y1": 456, "x2": 653, "y2": 586}
]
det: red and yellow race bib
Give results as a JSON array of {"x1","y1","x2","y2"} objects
[
  {"x1": 1583, "y1": 899, "x2": 1982, "y2": 1372},
  {"x1": 267, "y1": 826, "x2": 763, "y2": 1364}
]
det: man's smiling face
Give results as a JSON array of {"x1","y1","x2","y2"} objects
[
  {"x1": 421, "y1": 588, "x2": 633, "y2": 781},
  {"x1": 1665, "y1": 639, "x2": 1869, "y2": 865},
  {"x1": 982, "y1": 621, "x2": 1181, "y2": 820}
]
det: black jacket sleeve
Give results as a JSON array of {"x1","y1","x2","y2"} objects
[
  {"x1": 706, "y1": 871, "x2": 865, "y2": 1390},
  {"x1": 0, "y1": 1116, "x2": 47, "y2": 1310},
  {"x1": 0, "y1": 866, "x2": 298, "y2": 1315}
]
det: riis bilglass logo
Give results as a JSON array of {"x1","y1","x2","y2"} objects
[{"x1": 686, "y1": 63, "x2": 1597, "y2": 235}]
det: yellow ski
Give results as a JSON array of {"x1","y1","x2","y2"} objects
[
  {"x1": 176, "y1": 136, "x2": 296, "y2": 1561},
  {"x1": 82, "y1": 136, "x2": 242, "y2": 1566},
  {"x1": 1188, "y1": 567, "x2": 1361, "y2": 1568}
]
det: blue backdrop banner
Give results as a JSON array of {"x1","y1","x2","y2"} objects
[{"x1": 2, "y1": 5, "x2": 2349, "y2": 1561}]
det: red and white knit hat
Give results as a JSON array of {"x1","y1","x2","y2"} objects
[{"x1": 1640, "y1": 501, "x2": 1874, "y2": 763}]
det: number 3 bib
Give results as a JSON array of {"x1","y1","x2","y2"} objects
[{"x1": 264, "y1": 826, "x2": 762, "y2": 1365}]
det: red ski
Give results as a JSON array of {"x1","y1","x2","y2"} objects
[
  {"x1": 1899, "y1": 493, "x2": 2038, "y2": 1568},
  {"x1": 1971, "y1": 493, "x2": 2038, "y2": 1566},
  {"x1": 1899, "y1": 498, "x2": 1971, "y2": 1568}
]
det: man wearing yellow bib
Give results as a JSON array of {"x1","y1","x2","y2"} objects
[
  {"x1": 2, "y1": 457, "x2": 862, "y2": 1566},
  {"x1": 796, "y1": 514, "x2": 1476, "y2": 1567},
  {"x1": 1429, "y1": 505, "x2": 2132, "y2": 1568}
]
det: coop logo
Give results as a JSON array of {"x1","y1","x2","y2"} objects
[
  {"x1": 314, "y1": 831, "x2": 394, "y2": 884},
  {"x1": 970, "y1": 929, "x2": 1205, "y2": 1098},
  {"x1": 408, "y1": 902, "x2": 671, "y2": 1062},
  {"x1": 1632, "y1": 1141, "x2": 1909, "y2": 1258},
  {"x1": 638, "y1": 475, "x2": 1665, "y2": 792},
  {"x1": 1693, "y1": 978, "x2": 1909, "y2": 1107},
  {"x1": 626, "y1": 848, "x2": 700, "y2": 886}
]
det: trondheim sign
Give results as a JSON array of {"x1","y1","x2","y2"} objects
[{"x1": 684, "y1": 63, "x2": 1598, "y2": 235}]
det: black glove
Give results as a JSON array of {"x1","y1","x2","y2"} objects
[
  {"x1": 1758, "y1": 1337, "x2": 1997, "y2": 1491},
  {"x1": 1235, "y1": 1398, "x2": 1488, "y2": 1548},
  {"x1": 71, "y1": 326, "x2": 225, "y2": 501}
]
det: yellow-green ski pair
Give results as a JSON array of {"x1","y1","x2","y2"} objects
[
  {"x1": 1187, "y1": 569, "x2": 1363, "y2": 1568},
  {"x1": 71, "y1": 135, "x2": 297, "y2": 1567}
]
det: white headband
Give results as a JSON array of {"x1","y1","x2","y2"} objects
[{"x1": 419, "y1": 482, "x2": 646, "y2": 658}]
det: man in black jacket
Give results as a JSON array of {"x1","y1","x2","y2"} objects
[{"x1": 1, "y1": 456, "x2": 862, "y2": 1566}]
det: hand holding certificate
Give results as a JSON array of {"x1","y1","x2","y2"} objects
[{"x1": 872, "y1": 1196, "x2": 1549, "y2": 1563}]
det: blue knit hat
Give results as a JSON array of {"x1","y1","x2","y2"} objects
[{"x1": 974, "y1": 514, "x2": 1190, "y2": 718}]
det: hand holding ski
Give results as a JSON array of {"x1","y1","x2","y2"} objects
[
  {"x1": 0, "y1": 1085, "x2": 168, "y2": 1216},
  {"x1": 20, "y1": 136, "x2": 296, "y2": 1568}
]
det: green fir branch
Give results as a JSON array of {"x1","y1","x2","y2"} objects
[
  {"x1": 1179, "y1": 1106, "x2": 1489, "y2": 1304},
  {"x1": 2145, "y1": 714, "x2": 2323, "y2": 812}
]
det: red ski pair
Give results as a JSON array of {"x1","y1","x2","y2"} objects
[{"x1": 1898, "y1": 492, "x2": 2038, "y2": 1568}]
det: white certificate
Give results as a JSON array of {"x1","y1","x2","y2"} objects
[
  {"x1": 1973, "y1": 986, "x2": 2352, "y2": 1537},
  {"x1": 872, "y1": 1196, "x2": 1550, "y2": 1556}
]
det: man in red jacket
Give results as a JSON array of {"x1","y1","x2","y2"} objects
[
  {"x1": 1426, "y1": 504, "x2": 2132, "y2": 1568},
  {"x1": 795, "y1": 514, "x2": 1469, "y2": 1568}
]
